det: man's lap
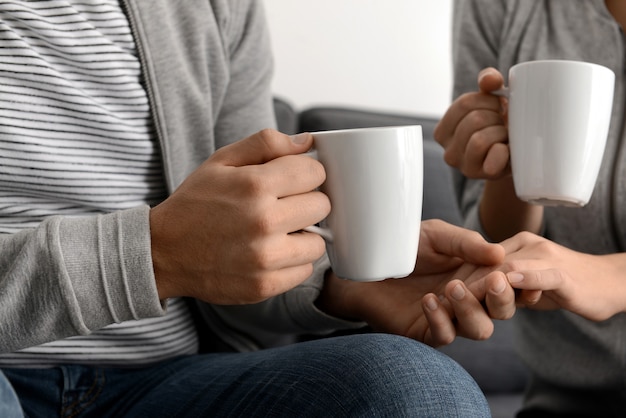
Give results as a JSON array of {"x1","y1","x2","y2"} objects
[{"x1": 2, "y1": 333, "x2": 489, "y2": 417}]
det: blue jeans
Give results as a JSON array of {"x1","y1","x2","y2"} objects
[
  {"x1": 0, "y1": 370, "x2": 23, "y2": 418},
  {"x1": 2, "y1": 334, "x2": 489, "y2": 417}
]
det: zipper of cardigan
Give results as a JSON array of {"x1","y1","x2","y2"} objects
[
  {"x1": 116, "y1": 0, "x2": 263, "y2": 354},
  {"x1": 118, "y1": 0, "x2": 173, "y2": 192}
]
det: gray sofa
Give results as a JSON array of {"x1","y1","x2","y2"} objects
[{"x1": 274, "y1": 97, "x2": 529, "y2": 418}]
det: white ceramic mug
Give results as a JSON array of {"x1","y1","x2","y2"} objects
[
  {"x1": 304, "y1": 125, "x2": 423, "y2": 282},
  {"x1": 494, "y1": 60, "x2": 614, "y2": 206}
]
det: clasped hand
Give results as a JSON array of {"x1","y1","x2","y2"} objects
[{"x1": 150, "y1": 129, "x2": 330, "y2": 305}]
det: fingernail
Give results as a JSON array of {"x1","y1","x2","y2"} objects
[
  {"x1": 478, "y1": 69, "x2": 493, "y2": 84},
  {"x1": 424, "y1": 297, "x2": 438, "y2": 311},
  {"x1": 492, "y1": 277, "x2": 506, "y2": 294},
  {"x1": 507, "y1": 272, "x2": 524, "y2": 283},
  {"x1": 290, "y1": 133, "x2": 309, "y2": 144},
  {"x1": 451, "y1": 284, "x2": 465, "y2": 301}
]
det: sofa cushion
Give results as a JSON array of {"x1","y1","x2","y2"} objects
[
  {"x1": 438, "y1": 320, "x2": 529, "y2": 393},
  {"x1": 422, "y1": 140, "x2": 462, "y2": 225}
]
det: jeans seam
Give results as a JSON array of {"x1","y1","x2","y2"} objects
[{"x1": 61, "y1": 368, "x2": 105, "y2": 418}]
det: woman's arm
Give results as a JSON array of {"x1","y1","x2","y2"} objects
[
  {"x1": 436, "y1": 0, "x2": 543, "y2": 241},
  {"x1": 494, "y1": 232, "x2": 626, "y2": 321}
]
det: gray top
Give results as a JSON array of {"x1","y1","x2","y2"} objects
[
  {"x1": 0, "y1": 0, "x2": 359, "y2": 356},
  {"x1": 453, "y1": 0, "x2": 626, "y2": 412}
]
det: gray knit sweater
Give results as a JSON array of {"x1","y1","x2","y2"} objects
[
  {"x1": 0, "y1": 0, "x2": 360, "y2": 357},
  {"x1": 453, "y1": 0, "x2": 626, "y2": 413}
]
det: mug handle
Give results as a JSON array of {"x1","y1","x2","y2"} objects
[
  {"x1": 303, "y1": 225, "x2": 334, "y2": 242},
  {"x1": 491, "y1": 87, "x2": 509, "y2": 98},
  {"x1": 301, "y1": 148, "x2": 334, "y2": 242}
]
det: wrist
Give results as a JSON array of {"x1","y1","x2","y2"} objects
[
  {"x1": 149, "y1": 205, "x2": 180, "y2": 300},
  {"x1": 602, "y1": 253, "x2": 626, "y2": 316},
  {"x1": 481, "y1": 177, "x2": 544, "y2": 240},
  {"x1": 315, "y1": 271, "x2": 365, "y2": 321}
]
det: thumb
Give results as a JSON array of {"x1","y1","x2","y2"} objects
[
  {"x1": 477, "y1": 67, "x2": 505, "y2": 93},
  {"x1": 211, "y1": 129, "x2": 313, "y2": 167},
  {"x1": 424, "y1": 220, "x2": 505, "y2": 265}
]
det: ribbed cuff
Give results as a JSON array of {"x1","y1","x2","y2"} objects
[{"x1": 58, "y1": 206, "x2": 165, "y2": 331}]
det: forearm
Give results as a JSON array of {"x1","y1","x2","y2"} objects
[
  {"x1": 0, "y1": 206, "x2": 164, "y2": 353},
  {"x1": 503, "y1": 235, "x2": 626, "y2": 321},
  {"x1": 480, "y1": 177, "x2": 544, "y2": 241},
  {"x1": 315, "y1": 271, "x2": 365, "y2": 322},
  {"x1": 200, "y1": 264, "x2": 366, "y2": 351},
  {"x1": 595, "y1": 253, "x2": 626, "y2": 317}
]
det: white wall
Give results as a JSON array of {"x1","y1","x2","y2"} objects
[{"x1": 264, "y1": 0, "x2": 453, "y2": 118}]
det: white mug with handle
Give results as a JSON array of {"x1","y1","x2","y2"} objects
[
  {"x1": 493, "y1": 59, "x2": 614, "y2": 207},
  {"x1": 304, "y1": 125, "x2": 423, "y2": 282}
]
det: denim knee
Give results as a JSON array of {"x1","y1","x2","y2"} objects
[
  {"x1": 315, "y1": 333, "x2": 490, "y2": 417},
  {"x1": 0, "y1": 370, "x2": 24, "y2": 418}
]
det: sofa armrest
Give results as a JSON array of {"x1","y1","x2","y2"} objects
[{"x1": 299, "y1": 106, "x2": 438, "y2": 141}]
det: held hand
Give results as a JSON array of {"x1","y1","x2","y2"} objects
[
  {"x1": 317, "y1": 220, "x2": 515, "y2": 347},
  {"x1": 150, "y1": 129, "x2": 330, "y2": 305},
  {"x1": 492, "y1": 232, "x2": 626, "y2": 321},
  {"x1": 434, "y1": 67, "x2": 510, "y2": 179}
]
